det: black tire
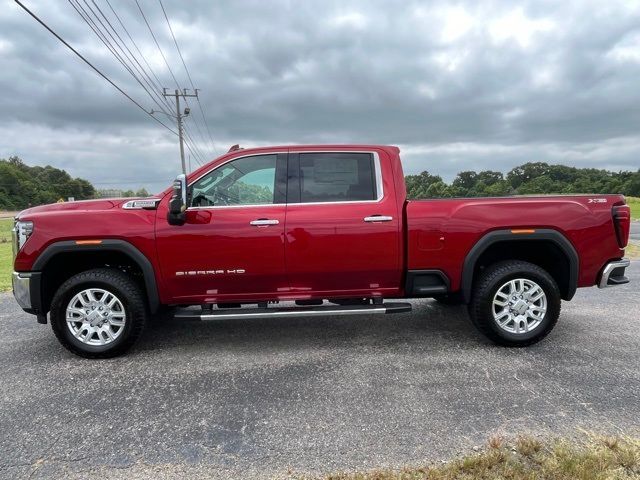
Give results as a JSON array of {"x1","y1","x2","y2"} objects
[
  {"x1": 50, "y1": 268, "x2": 147, "y2": 358},
  {"x1": 468, "y1": 260, "x2": 561, "y2": 347}
]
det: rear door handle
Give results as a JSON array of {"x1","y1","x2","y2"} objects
[
  {"x1": 364, "y1": 215, "x2": 393, "y2": 222},
  {"x1": 250, "y1": 219, "x2": 280, "y2": 226}
]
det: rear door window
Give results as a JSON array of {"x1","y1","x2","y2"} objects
[{"x1": 298, "y1": 153, "x2": 376, "y2": 203}]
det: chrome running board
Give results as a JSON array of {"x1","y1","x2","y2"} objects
[{"x1": 174, "y1": 302, "x2": 412, "y2": 321}]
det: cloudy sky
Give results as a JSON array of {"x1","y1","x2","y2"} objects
[{"x1": 1, "y1": 0, "x2": 640, "y2": 193}]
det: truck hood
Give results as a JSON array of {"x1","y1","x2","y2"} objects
[{"x1": 17, "y1": 198, "x2": 131, "y2": 218}]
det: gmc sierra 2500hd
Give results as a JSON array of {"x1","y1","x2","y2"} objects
[{"x1": 12, "y1": 145, "x2": 631, "y2": 358}]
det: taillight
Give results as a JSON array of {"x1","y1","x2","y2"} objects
[{"x1": 612, "y1": 205, "x2": 630, "y2": 248}]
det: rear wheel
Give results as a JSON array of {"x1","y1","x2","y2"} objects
[
  {"x1": 468, "y1": 260, "x2": 560, "y2": 347},
  {"x1": 50, "y1": 268, "x2": 147, "y2": 358}
]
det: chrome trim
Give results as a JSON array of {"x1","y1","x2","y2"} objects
[
  {"x1": 186, "y1": 150, "x2": 385, "y2": 210},
  {"x1": 122, "y1": 198, "x2": 161, "y2": 209},
  {"x1": 249, "y1": 219, "x2": 279, "y2": 226},
  {"x1": 12, "y1": 272, "x2": 31, "y2": 309},
  {"x1": 180, "y1": 307, "x2": 389, "y2": 321},
  {"x1": 598, "y1": 258, "x2": 630, "y2": 288},
  {"x1": 189, "y1": 203, "x2": 285, "y2": 210},
  {"x1": 364, "y1": 215, "x2": 393, "y2": 222},
  {"x1": 288, "y1": 151, "x2": 384, "y2": 206}
]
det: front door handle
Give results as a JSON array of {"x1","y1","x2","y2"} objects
[
  {"x1": 250, "y1": 219, "x2": 280, "y2": 226},
  {"x1": 364, "y1": 215, "x2": 393, "y2": 222}
]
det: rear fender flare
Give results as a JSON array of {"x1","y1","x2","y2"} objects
[{"x1": 461, "y1": 229, "x2": 579, "y2": 303}]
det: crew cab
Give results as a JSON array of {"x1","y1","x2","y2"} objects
[{"x1": 11, "y1": 145, "x2": 632, "y2": 358}]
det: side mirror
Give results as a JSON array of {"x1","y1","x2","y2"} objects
[{"x1": 167, "y1": 174, "x2": 187, "y2": 226}]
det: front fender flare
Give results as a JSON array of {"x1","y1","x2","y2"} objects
[{"x1": 32, "y1": 239, "x2": 160, "y2": 314}]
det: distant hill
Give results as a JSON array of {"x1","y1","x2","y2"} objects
[{"x1": 0, "y1": 156, "x2": 95, "y2": 210}]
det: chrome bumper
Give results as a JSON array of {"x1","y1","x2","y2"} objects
[
  {"x1": 12, "y1": 272, "x2": 32, "y2": 309},
  {"x1": 598, "y1": 259, "x2": 630, "y2": 288}
]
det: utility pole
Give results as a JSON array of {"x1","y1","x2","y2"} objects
[{"x1": 161, "y1": 88, "x2": 199, "y2": 176}]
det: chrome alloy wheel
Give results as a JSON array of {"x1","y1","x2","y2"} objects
[
  {"x1": 492, "y1": 278, "x2": 547, "y2": 334},
  {"x1": 66, "y1": 288, "x2": 126, "y2": 346}
]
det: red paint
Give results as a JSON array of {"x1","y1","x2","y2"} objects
[{"x1": 14, "y1": 145, "x2": 629, "y2": 306}]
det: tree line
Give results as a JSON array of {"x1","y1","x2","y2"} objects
[
  {"x1": 0, "y1": 156, "x2": 95, "y2": 209},
  {"x1": 406, "y1": 162, "x2": 640, "y2": 199},
  {"x1": 2, "y1": 156, "x2": 639, "y2": 210}
]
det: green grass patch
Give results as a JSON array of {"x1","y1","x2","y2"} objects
[
  {"x1": 0, "y1": 217, "x2": 13, "y2": 292},
  {"x1": 301, "y1": 434, "x2": 640, "y2": 480},
  {"x1": 627, "y1": 196, "x2": 640, "y2": 220}
]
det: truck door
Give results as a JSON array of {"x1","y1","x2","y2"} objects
[
  {"x1": 284, "y1": 150, "x2": 402, "y2": 297},
  {"x1": 155, "y1": 153, "x2": 288, "y2": 303}
]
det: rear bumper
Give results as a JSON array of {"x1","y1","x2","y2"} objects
[
  {"x1": 598, "y1": 259, "x2": 631, "y2": 288},
  {"x1": 12, "y1": 271, "x2": 32, "y2": 309}
]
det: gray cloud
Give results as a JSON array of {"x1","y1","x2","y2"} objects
[{"x1": 1, "y1": 0, "x2": 639, "y2": 193}]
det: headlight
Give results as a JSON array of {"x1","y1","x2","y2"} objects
[{"x1": 12, "y1": 220, "x2": 34, "y2": 258}]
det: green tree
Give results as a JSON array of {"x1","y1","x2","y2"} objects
[
  {"x1": 405, "y1": 171, "x2": 443, "y2": 199},
  {"x1": 0, "y1": 156, "x2": 96, "y2": 209},
  {"x1": 507, "y1": 162, "x2": 550, "y2": 189}
]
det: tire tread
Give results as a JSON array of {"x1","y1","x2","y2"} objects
[
  {"x1": 50, "y1": 268, "x2": 147, "y2": 358},
  {"x1": 468, "y1": 260, "x2": 561, "y2": 347}
]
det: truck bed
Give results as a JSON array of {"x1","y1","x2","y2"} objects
[{"x1": 405, "y1": 194, "x2": 626, "y2": 292}]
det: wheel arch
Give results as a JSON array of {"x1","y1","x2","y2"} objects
[
  {"x1": 32, "y1": 239, "x2": 160, "y2": 315},
  {"x1": 461, "y1": 229, "x2": 579, "y2": 303}
]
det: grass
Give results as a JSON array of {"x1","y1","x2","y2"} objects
[
  {"x1": 297, "y1": 434, "x2": 640, "y2": 480},
  {"x1": 627, "y1": 196, "x2": 640, "y2": 220},
  {"x1": 0, "y1": 217, "x2": 13, "y2": 292}
]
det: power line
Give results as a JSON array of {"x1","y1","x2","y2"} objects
[
  {"x1": 159, "y1": 0, "x2": 219, "y2": 157},
  {"x1": 134, "y1": 0, "x2": 211, "y2": 163},
  {"x1": 13, "y1": 0, "x2": 178, "y2": 136},
  {"x1": 103, "y1": 0, "x2": 175, "y2": 113},
  {"x1": 134, "y1": 0, "x2": 181, "y2": 89},
  {"x1": 66, "y1": 0, "x2": 173, "y2": 118},
  {"x1": 68, "y1": 0, "x2": 208, "y2": 165},
  {"x1": 86, "y1": 0, "x2": 176, "y2": 115},
  {"x1": 72, "y1": 0, "x2": 215, "y2": 168}
]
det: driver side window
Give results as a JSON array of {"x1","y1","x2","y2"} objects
[{"x1": 189, "y1": 155, "x2": 277, "y2": 207}]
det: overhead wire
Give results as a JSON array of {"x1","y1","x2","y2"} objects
[
  {"x1": 67, "y1": 0, "x2": 174, "y2": 118},
  {"x1": 87, "y1": 0, "x2": 176, "y2": 114},
  {"x1": 134, "y1": 0, "x2": 215, "y2": 161},
  {"x1": 134, "y1": 0, "x2": 211, "y2": 163},
  {"x1": 13, "y1": 0, "x2": 178, "y2": 136},
  {"x1": 103, "y1": 0, "x2": 175, "y2": 113},
  {"x1": 158, "y1": 0, "x2": 219, "y2": 157}
]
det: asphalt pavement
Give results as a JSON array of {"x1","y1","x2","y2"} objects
[{"x1": 0, "y1": 263, "x2": 638, "y2": 479}]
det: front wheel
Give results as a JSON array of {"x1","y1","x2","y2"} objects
[
  {"x1": 50, "y1": 268, "x2": 147, "y2": 358},
  {"x1": 468, "y1": 260, "x2": 561, "y2": 347}
]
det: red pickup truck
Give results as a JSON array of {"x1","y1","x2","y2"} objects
[{"x1": 12, "y1": 145, "x2": 631, "y2": 358}]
